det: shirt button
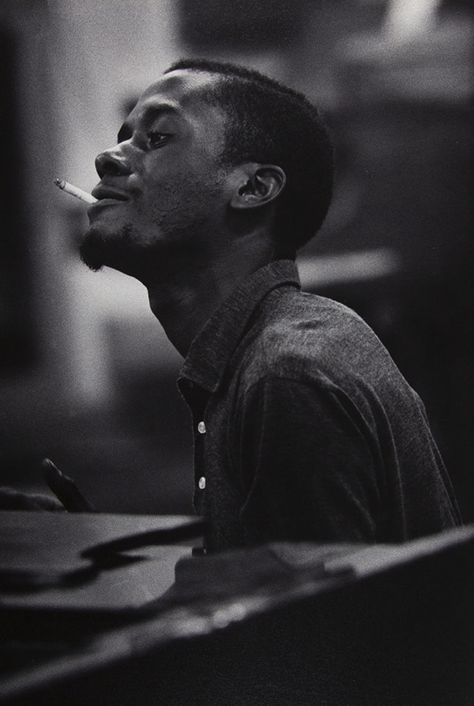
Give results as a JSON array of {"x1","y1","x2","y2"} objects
[
  {"x1": 198, "y1": 476, "x2": 206, "y2": 490},
  {"x1": 197, "y1": 420, "x2": 206, "y2": 434}
]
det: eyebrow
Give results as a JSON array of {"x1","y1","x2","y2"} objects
[{"x1": 117, "y1": 103, "x2": 182, "y2": 143}]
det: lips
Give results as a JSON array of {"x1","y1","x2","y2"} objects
[{"x1": 91, "y1": 184, "x2": 129, "y2": 201}]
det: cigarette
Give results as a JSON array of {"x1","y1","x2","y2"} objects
[{"x1": 54, "y1": 178, "x2": 97, "y2": 204}]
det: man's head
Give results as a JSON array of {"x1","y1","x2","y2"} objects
[
  {"x1": 164, "y1": 59, "x2": 334, "y2": 253},
  {"x1": 82, "y1": 60, "x2": 333, "y2": 278}
]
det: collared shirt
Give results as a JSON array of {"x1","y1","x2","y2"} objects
[{"x1": 178, "y1": 260, "x2": 461, "y2": 552}]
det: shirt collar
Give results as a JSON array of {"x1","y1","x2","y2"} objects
[{"x1": 178, "y1": 259, "x2": 300, "y2": 396}]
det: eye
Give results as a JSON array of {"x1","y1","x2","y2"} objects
[{"x1": 147, "y1": 131, "x2": 170, "y2": 149}]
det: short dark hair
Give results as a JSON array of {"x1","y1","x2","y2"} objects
[{"x1": 165, "y1": 59, "x2": 334, "y2": 253}]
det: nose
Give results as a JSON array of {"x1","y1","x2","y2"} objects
[{"x1": 95, "y1": 145, "x2": 131, "y2": 179}]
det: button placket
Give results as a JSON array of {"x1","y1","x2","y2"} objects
[{"x1": 196, "y1": 417, "x2": 207, "y2": 492}]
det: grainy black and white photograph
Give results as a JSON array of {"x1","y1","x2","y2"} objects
[{"x1": 0, "y1": 1, "x2": 473, "y2": 704}]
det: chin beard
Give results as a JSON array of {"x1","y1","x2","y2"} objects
[
  {"x1": 79, "y1": 224, "x2": 163, "y2": 278},
  {"x1": 80, "y1": 227, "x2": 107, "y2": 271},
  {"x1": 79, "y1": 240, "x2": 104, "y2": 272},
  {"x1": 80, "y1": 218, "x2": 210, "y2": 279},
  {"x1": 79, "y1": 225, "x2": 137, "y2": 273}
]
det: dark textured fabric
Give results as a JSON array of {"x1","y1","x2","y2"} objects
[{"x1": 178, "y1": 260, "x2": 461, "y2": 552}]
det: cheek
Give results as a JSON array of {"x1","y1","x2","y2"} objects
[{"x1": 145, "y1": 170, "x2": 223, "y2": 227}]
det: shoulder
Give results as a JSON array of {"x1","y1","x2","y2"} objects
[
  {"x1": 243, "y1": 288, "x2": 388, "y2": 381},
  {"x1": 232, "y1": 286, "x2": 418, "y2": 421}
]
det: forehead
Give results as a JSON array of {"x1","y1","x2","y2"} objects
[{"x1": 131, "y1": 69, "x2": 223, "y2": 125}]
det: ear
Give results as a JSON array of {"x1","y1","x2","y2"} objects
[{"x1": 230, "y1": 164, "x2": 286, "y2": 211}]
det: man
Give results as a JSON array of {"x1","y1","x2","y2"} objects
[
  {"x1": 78, "y1": 58, "x2": 461, "y2": 551},
  {"x1": 2, "y1": 59, "x2": 461, "y2": 550}
]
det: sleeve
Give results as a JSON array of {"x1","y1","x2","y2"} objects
[{"x1": 236, "y1": 376, "x2": 382, "y2": 544}]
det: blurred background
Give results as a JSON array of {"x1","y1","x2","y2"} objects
[{"x1": 0, "y1": 0, "x2": 472, "y2": 520}]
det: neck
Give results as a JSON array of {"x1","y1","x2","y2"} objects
[{"x1": 145, "y1": 229, "x2": 277, "y2": 357}]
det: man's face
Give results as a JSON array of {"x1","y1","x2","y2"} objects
[{"x1": 82, "y1": 70, "x2": 229, "y2": 276}]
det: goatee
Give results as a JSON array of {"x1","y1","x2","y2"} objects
[{"x1": 79, "y1": 225, "x2": 136, "y2": 272}]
